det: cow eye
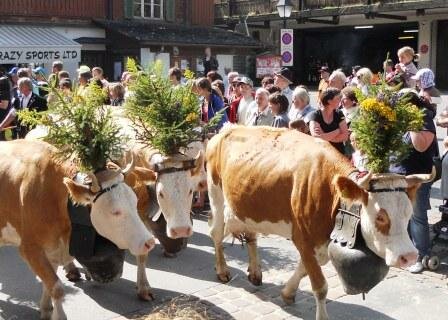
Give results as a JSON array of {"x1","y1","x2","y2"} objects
[
  {"x1": 158, "y1": 192, "x2": 164, "y2": 199},
  {"x1": 112, "y1": 211, "x2": 122, "y2": 216},
  {"x1": 189, "y1": 189, "x2": 193, "y2": 195}
]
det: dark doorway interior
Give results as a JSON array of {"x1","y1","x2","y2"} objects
[
  {"x1": 294, "y1": 22, "x2": 419, "y2": 86},
  {"x1": 436, "y1": 20, "x2": 448, "y2": 90}
]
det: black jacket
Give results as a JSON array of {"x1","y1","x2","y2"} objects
[{"x1": 12, "y1": 93, "x2": 48, "y2": 138}]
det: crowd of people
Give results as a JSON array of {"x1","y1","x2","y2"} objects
[{"x1": 0, "y1": 45, "x2": 446, "y2": 274}]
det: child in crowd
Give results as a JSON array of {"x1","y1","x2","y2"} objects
[
  {"x1": 269, "y1": 93, "x2": 290, "y2": 128},
  {"x1": 384, "y1": 59, "x2": 395, "y2": 83},
  {"x1": 289, "y1": 118, "x2": 309, "y2": 134},
  {"x1": 395, "y1": 46, "x2": 418, "y2": 88},
  {"x1": 350, "y1": 132, "x2": 368, "y2": 171}
]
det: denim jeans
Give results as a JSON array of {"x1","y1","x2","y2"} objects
[{"x1": 409, "y1": 182, "x2": 432, "y2": 257}]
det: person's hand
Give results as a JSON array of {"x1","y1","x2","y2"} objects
[
  {"x1": 313, "y1": 124, "x2": 322, "y2": 135},
  {"x1": 395, "y1": 64, "x2": 402, "y2": 72}
]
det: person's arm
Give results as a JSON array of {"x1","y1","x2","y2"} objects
[
  {"x1": 0, "y1": 100, "x2": 9, "y2": 109},
  {"x1": 330, "y1": 119, "x2": 349, "y2": 142},
  {"x1": 310, "y1": 120, "x2": 340, "y2": 140},
  {"x1": 410, "y1": 131, "x2": 435, "y2": 152},
  {"x1": 0, "y1": 108, "x2": 17, "y2": 129}
]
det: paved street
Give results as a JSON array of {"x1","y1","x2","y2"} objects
[{"x1": 1, "y1": 93, "x2": 448, "y2": 320}]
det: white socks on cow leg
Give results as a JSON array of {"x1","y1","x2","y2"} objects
[
  {"x1": 314, "y1": 282, "x2": 329, "y2": 320},
  {"x1": 39, "y1": 287, "x2": 53, "y2": 319},
  {"x1": 281, "y1": 260, "x2": 307, "y2": 304},
  {"x1": 50, "y1": 280, "x2": 66, "y2": 320}
]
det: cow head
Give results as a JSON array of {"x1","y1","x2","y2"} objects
[
  {"x1": 149, "y1": 151, "x2": 204, "y2": 239},
  {"x1": 63, "y1": 159, "x2": 156, "y2": 256},
  {"x1": 334, "y1": 170, "x2": 434, "y2": 268}
]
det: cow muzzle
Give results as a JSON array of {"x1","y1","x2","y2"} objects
[
  {"x1": 169, "y1": 226, "x2": 193, "y2": 239},
  {"x1": 396, "y1": 251, "x2": 418, "y2": 268}
]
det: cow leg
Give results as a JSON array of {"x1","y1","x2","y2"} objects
[
  {"x1": 208, "y1": 181, "x2": 230, "y2": 282},
  {"x1": 19, "y1": 245, "x2": 67, "y2": 320},
  {"x1": 246, "y1": 232, "x2": 262, "y2": 286},
  {"x1": 292, "y1": 241, "x2": 329, "y2": 320},
  {"x1": 39, "y1": 287, "x2": 53, "y2": 319},
  {"x1": 281, "y1": 258, "x2": 307, "y2": 304},
  {"x1": 136, "y1": 254, "x2": 154, "y2": 301}
]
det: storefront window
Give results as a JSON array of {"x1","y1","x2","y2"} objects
[{"x1": 134, "y1": 0, "x2": 163, "y2": 19}]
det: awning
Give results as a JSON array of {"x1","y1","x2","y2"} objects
[
  {"x1": 95, "y1": 20, "x2": 263, "y2": 48},
  {"x1": 0, "y1": 25, "x2": 81, "y2": 64}
]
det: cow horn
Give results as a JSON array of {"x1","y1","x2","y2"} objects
[
  {"x1": 190, "y1": 150, "x2": 204, "y2": 176},
  {"x1": 121, "y1": 154, "x2": 135, "y2": 176},
  {"x1": 355, "y1": 171, "x2": 372, "y2": 190},
  {"x1": 405, "y1": 166, "x2": 436, "y2": 187},
  {"x1": 86, "y1": 172, "x2": 101, "y2": 193}
]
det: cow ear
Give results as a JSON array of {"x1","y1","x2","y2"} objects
[
  {"x1": 190, "y1": 150, "x2": 204, "y2": 177},
  {"x1": 333, "y1": 175, "x2": 368, "y2": 205},
  {"x1": 132, "y1": 167, "x2": 157, "y2": 183},
  {"x1": 64, "y1": 177, "x2": 95, "y2": 206}
]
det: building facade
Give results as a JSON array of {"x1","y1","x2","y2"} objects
[
  {"x1": 215, "y1": 0, "x2": 448, "y2": 89},
  {"x1": 0, "y1": 0, "x2": 262, "y2": 81}
]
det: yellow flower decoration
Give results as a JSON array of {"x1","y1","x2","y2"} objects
[
  {"x1": 186, "y1": 112, "x2": 198, "y2": 123},
  {"x1": 360, "y1": 98, "x2": 396, "y2": 123}
]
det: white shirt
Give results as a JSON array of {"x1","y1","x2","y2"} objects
[
  {"x1": 21, "y1": 92, "x2": 32, "y2": 108},
  {"x1": 237, "y1": 95, "x2": 254, "y2": 125}
]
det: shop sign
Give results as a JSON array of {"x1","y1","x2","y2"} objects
[
  {"x1": 256, "y1": 55, "x2": 282, "y2": 78},
  {"x1": 0, "y1": 48, "x2": 80, "y2": 64}
]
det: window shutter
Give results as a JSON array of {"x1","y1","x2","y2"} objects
[
  {"x1": 124, "y1": 0, "x2": 134, "y2": 19},
  {"x1": 165, "y1": 0, "x2": 175, "y2": 22}
]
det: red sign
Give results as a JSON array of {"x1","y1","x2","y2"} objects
[
  {"x1": 256, "y1": 55, "x2": 282, "y2": 78},
  {"x1": 420, "y1": 44, "x2": 429, "y2": 54}
]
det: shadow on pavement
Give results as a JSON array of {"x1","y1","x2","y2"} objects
[{"x1": 0, "y1": 247, "x2": 79, "y2": 320}]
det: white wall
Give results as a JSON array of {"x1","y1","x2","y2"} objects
[
  {"x1": 217, "y1": 54, "x2": 234, "y2": 76},
  {"x1": 140, "y1": 48, "x2": 156, "y2": 70},
  {"x1": 154, "y1": 52, "x2": 170, "y2": 76}
]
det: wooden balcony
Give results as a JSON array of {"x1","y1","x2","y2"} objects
[
  {"x1": 215, "y1": 0, "x2": 426, "y2": 19},
  {"x1": 0, "y1": 0, "x2": 108, "y2": 20}
]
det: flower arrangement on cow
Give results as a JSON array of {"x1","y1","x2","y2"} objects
[
  {"x1": 19, "y1": 83, "x2": 124, "y2": 171},
  {"x1": 124, "y1": 58, "x2": 221, "y2": 155},
  {"x1": 351, "y1": 82, "x2": 424, "y2": 173}
]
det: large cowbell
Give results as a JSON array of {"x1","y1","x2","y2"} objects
[
  {"x1": 68, "y1": 200, "x2": 125, "y2": 283},
  {"x1": 328, "y1": 203, "x2": 389, "y2": 295}
]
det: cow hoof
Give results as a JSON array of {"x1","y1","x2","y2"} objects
[
  {"x1": 281, "y1": 291, "x2": 296, "y2": 305},
  {"x1": 65, "y1": 268, "x2": 82, "y2": 282},
  {"x1": 138, "y1": 290, "x2": 155, "y2": 301},
  {"x1": 248, "y1": 272, "x2": 262, "y2": 286},
  {"x1": 217, "y1": 272, "x2": 231, "y2": 283}
]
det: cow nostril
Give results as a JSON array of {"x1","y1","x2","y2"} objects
[
  {"x1": 170, "y1": 228, "x2": 177, "y2": 237},
  {"x1": 400, "y1": 256, "x2": 408, "y2": 265},
  {"x1": 144, "y1": 239, "x2": 155, "y2": 252}
]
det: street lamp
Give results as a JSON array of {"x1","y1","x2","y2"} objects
[{"x1": 276, "y1": 0, "x2": 293, "y2": 29}]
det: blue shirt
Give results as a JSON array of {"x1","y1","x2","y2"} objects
[{"x1": 201, "y1": 92, "x2": 228, "y2": 130}]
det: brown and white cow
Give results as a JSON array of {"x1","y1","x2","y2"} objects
[
  {"x1": 0, "y1": 140, "x2": 155, "y2": 320},
  {"x1": 206, "y1": 126, "x2": 432, "y2": 320}
]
